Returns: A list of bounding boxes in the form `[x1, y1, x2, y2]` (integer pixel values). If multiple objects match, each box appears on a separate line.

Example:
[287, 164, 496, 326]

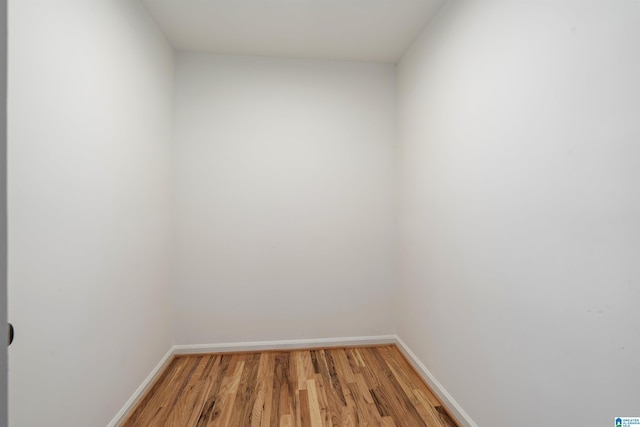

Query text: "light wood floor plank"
[120, 346, 461, 427]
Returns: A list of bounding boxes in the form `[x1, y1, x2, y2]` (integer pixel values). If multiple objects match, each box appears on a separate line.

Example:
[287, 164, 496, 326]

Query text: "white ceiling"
[142, 0, 444, 63]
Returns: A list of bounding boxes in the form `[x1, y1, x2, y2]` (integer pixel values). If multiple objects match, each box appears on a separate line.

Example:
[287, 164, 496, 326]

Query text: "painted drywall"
[8, 1, 174, 426]
[173, 54, 396, 344]
[141, 0, 444, 63]
[396, 1, 640, 425]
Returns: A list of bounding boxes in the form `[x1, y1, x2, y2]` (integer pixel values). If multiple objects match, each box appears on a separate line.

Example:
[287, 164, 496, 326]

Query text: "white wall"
[173, 54, 396, 344]
[397, 1, 640, 426]
[8, 1, 174, 426]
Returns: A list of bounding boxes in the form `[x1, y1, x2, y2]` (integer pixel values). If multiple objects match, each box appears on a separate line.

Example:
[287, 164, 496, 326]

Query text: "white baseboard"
[172, 335, 397, 355]
[106, 347, 174, 427]
[394, 336, 478, 427]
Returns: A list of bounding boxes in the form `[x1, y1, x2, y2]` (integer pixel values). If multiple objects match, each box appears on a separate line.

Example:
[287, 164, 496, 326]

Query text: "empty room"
[3, 0, 639, 426]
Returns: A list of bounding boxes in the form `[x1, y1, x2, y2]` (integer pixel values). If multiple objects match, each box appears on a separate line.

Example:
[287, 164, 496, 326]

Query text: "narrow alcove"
[6, 1, 639, 426]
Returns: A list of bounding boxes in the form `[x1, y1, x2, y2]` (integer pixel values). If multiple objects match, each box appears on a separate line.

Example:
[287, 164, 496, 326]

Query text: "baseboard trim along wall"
[172, 335, 397, 355]
[106, 347, 175, 427]
[108, 335, 477, 427]
[394, 336, 479, 427]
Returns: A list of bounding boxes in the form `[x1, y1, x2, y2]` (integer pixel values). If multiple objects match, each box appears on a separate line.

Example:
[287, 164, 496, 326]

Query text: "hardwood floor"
[121, 345, 460, 427]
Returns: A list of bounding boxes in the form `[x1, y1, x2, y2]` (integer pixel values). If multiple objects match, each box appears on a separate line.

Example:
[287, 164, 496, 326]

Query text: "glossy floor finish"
[121, 345, 460, 427]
